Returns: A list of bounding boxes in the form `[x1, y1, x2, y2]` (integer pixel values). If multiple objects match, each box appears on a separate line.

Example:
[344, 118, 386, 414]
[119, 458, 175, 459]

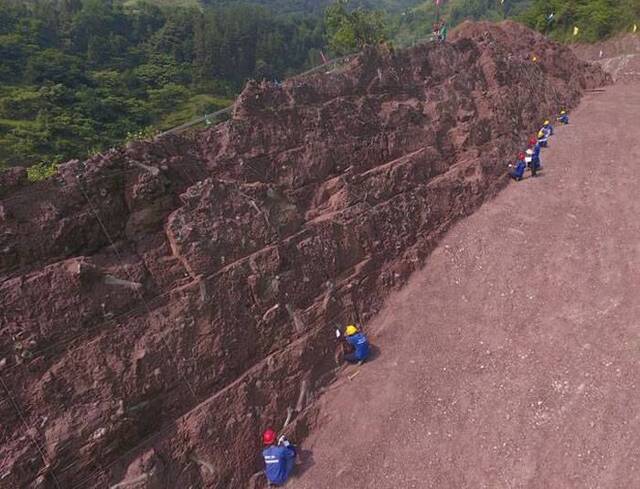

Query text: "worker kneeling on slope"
[557, 110, 569, 124]
[509, 152, 527, 181]
[341, 324, 370, 363]
[262, 428, 297, 486]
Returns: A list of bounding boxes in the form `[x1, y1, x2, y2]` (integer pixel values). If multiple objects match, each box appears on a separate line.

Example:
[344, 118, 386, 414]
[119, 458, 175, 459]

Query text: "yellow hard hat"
[544, 120, 550, 125]
[345, 325, 358, 336]
[560, 110, 566, 114]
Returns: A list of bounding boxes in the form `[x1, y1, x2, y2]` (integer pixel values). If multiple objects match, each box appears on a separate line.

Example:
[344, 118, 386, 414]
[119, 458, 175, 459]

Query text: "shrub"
[27, 160, 59, 182]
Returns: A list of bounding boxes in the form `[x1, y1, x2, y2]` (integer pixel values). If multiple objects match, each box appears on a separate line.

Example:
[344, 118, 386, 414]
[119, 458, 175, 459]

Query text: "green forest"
[0, 0, 326, 169]
[0, 0, 637, 172]
[521, 0, 640, 41]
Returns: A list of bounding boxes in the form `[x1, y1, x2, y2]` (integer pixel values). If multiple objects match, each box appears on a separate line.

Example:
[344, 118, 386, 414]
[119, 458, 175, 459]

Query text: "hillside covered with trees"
[1, 0, 637, 172]
[0, 0, 325, 168]
[521, 0, 639, 42]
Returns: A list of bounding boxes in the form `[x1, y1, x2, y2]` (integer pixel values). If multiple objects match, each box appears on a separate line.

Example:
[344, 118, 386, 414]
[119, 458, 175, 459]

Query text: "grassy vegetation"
[26, 160, 59, 182]
[520, 0, 640, 42]
[123, 0, 202, 7]
[0, 0, 324, 169]
[1, 0, 634, 177]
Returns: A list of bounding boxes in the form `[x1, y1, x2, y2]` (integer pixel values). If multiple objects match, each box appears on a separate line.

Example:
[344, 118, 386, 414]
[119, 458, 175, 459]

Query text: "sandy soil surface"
[292, 82, 640, 489]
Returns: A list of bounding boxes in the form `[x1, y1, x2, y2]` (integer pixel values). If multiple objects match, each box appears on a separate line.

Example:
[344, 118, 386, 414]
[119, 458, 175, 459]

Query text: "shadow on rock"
[366, 344, 382, 363]
[294, 448, 315, 479]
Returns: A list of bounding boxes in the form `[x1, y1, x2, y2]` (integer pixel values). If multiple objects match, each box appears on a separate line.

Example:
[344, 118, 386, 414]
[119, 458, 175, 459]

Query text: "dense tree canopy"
[1, 0, 637, 171]
[0, 0, 324, 168]
[325, 0, 387, 54]
[520, 0, 639, 42]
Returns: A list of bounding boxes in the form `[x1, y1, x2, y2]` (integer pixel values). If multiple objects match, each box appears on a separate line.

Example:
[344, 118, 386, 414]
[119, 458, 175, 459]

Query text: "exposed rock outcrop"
[0, 21, 608, 489]
[572, 33, 640, 83]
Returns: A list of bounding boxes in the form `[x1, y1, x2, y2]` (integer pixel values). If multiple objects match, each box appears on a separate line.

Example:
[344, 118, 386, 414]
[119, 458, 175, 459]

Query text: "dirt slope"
[293, 82, 640, 488]
[0, 21, 608, 489]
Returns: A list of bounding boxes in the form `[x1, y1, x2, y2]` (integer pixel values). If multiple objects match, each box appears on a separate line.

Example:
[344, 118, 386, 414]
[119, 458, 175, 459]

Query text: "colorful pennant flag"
[634, 24, 638, 33]
[573, 26, 579, 36]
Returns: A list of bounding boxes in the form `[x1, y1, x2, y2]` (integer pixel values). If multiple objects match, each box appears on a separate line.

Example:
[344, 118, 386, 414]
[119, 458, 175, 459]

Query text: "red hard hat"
[263, 428, 277, 445]
[529, 136, 537, 147]
[518, 152, 525, 160]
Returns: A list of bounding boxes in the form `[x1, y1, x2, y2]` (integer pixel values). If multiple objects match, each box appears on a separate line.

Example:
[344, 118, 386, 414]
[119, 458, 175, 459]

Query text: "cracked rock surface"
[0, 21, 608, 489]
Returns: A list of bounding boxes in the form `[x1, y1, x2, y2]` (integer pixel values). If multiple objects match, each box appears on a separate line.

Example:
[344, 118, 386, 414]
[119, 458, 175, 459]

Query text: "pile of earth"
[572, 33, 640, 82]
[0, 20, 608, 489]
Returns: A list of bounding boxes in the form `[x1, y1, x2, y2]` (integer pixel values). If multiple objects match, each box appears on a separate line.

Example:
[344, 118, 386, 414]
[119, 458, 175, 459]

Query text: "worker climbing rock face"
[432, 20, 447, 43]
[262, 428, 297, 486]
[438, 22, 448, 42]
[542, 119, 554, 136]
[509, 152, 527, 181]
[343, 324, 370, 363]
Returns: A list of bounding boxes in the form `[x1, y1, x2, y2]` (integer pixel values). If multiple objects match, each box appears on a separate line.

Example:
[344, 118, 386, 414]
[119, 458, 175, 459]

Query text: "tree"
[325, 0, 387, 56]
[0, 0, 327, 169]
[520, 0, 632, 42]
[24, 49, 85, 86]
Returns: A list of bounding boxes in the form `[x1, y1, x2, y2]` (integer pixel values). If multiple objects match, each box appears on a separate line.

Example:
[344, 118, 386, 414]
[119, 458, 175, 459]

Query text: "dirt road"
[293, 82, 640, 488]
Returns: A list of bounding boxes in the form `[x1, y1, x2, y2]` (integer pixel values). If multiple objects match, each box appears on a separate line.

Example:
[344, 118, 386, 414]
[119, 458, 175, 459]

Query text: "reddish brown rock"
[0, 166, 27, 198]
[0, 21, 608, 489]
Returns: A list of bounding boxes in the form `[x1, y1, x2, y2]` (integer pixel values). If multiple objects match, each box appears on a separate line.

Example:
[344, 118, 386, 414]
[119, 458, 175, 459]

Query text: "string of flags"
[570, 22, 636, 36]
[546, 15, 637, 36]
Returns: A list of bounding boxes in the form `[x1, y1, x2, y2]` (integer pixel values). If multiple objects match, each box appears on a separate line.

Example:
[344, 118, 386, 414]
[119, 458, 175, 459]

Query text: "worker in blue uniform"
[558, 110, 569, 124]
[262, 428, 297, 486]
[526, 139, 542, 177]
[537, 128, 549, 147]
[537, 119, 553, 147]
[343, 324, 370, 363]
[530, 140, 542, 175]
[510, 152, 527, 181]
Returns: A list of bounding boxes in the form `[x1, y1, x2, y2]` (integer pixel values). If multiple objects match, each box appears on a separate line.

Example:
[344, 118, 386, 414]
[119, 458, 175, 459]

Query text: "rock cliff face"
[0, 21, 608, 489]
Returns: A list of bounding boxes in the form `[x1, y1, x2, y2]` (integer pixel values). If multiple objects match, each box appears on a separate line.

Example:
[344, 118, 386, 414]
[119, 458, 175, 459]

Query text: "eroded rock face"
[0, 21, 608, 489]
[572, 33, 640, 83]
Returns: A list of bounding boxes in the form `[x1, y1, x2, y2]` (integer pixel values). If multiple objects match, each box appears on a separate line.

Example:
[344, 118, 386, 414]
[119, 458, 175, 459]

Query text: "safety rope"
[64, 306, 354, 489]
[74, 173, 199, 400]
[1, 33, 469, 488]
[154, 50, 376, 138]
